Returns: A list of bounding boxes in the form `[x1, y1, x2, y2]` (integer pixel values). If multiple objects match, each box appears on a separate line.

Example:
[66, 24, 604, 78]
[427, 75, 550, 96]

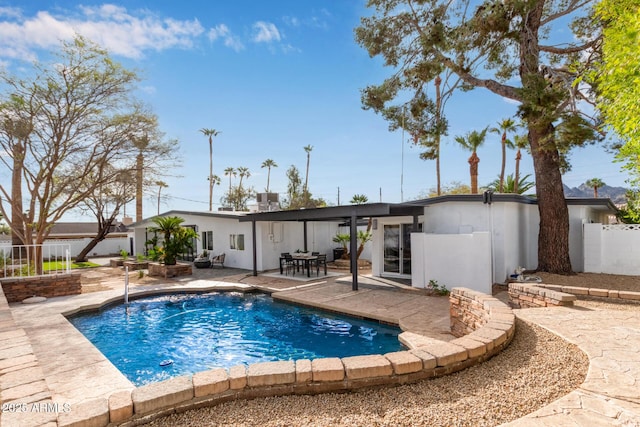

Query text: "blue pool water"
[68, 292, 404, 386]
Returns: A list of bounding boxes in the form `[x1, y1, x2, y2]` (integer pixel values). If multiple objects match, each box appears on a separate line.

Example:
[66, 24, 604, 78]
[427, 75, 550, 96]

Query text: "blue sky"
[0, 1, 626, 220]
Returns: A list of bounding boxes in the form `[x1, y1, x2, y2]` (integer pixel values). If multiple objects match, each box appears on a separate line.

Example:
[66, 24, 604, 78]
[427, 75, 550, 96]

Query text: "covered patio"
[239, 203, 423, 290]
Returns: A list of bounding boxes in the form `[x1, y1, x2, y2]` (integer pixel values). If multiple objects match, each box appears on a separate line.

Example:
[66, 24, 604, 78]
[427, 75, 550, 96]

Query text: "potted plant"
[194, 250, 211, 269]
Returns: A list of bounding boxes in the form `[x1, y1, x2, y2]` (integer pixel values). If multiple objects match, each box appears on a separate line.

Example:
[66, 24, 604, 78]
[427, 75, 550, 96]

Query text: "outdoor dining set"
[279, 252, 328, 277]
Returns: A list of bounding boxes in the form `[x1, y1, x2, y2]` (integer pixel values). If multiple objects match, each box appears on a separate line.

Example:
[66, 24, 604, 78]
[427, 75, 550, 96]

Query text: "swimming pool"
[68, 292, 404, 386]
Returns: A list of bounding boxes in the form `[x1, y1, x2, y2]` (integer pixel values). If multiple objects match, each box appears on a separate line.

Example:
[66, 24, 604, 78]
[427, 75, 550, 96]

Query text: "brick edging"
[53, 287, 515, 426]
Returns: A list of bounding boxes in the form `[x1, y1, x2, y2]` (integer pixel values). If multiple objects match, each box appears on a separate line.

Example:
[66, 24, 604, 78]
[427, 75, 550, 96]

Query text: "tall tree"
[200, 128, 221, 211]
[224, 167, 236, 194]
[303, 145, 313, 196]
[585, 178, 606, 198]
[0, 36, 147, 253]
[512, 134, 529, 194]
[156, 181, 168, 215]
[356, 0, 602, 274]
[73, 111, 179, 262]
[490, 118, 518, 193]
[455, 128, 488, 194]
[595, 0, 640, 178]
[0, 113, 31, 254]
[261, 159, 278, 192]
[237, 166, 250, 190]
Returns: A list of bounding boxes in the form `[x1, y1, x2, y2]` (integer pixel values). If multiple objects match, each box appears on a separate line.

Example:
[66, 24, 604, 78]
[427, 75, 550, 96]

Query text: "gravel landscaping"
[145, 317, 589, 427]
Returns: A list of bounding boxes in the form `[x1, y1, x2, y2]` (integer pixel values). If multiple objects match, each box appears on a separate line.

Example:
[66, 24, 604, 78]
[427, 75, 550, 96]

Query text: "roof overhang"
[238, 203, 424, 223]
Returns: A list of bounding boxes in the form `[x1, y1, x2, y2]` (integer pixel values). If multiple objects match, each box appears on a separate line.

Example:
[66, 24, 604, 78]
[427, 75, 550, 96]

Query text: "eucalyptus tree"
[0, 36, 171, 251]
[490, 118, 518, 192]
[261, 159, 278, 192]
[585, 178, 606, 198]
[200, 128, 221, 211]
[455, 128, 488, 194]
[356, 0, 602, 273]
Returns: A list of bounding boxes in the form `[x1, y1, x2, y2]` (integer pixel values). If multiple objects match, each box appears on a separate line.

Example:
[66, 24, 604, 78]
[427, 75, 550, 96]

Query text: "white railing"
[0, 244, 71, 279]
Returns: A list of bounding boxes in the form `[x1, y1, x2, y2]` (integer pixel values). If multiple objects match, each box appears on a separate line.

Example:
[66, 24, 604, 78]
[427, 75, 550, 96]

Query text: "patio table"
[279, 254, 318, 277]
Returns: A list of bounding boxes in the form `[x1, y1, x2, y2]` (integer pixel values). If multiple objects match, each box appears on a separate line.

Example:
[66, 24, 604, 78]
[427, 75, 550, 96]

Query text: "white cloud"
[282, 16, 299, 27]
[208, 24, 244, 52]
[0, 5, 204, 61]
[252, 21, 281, 43]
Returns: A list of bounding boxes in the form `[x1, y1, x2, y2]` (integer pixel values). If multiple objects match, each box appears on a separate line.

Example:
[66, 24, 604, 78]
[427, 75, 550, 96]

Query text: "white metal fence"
[0, 244, 71, 279]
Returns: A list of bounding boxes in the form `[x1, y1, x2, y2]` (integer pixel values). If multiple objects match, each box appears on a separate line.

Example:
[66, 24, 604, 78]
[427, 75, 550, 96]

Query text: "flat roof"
[238, 203, 424, 222]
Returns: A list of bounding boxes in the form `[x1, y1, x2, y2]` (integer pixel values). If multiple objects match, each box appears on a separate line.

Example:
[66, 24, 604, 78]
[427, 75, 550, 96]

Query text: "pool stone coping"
[50, 286, 515, 427]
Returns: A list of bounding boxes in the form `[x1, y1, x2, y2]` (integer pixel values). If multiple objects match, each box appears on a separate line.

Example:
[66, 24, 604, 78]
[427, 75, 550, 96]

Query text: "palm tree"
[350, 194, 372, 259]
[303, 145, 313, 194]
[586, 178, 606, 198]
[490, 118, 517, 193]
[200, 128, 221, 211]
[224, 167, 236, 193]
[455, 128, 488, 194]
[237, 166, 250, 190]
[261, 159, 278, 192]
[155, 181, 168, 215]
[512, 134, 529, 194]
[487, 174, 535, 194]
[149, 216, 184, 265]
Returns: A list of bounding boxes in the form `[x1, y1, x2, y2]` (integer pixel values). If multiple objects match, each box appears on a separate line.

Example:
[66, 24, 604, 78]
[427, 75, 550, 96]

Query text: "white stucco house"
[129, 194, 617, 295]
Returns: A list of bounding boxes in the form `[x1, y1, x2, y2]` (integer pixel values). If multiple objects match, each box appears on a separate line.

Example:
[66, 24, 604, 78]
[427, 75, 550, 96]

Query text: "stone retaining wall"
[0, 273, 82, 303]
[535, 283, 640, 302]
[55, 287, 516, 427]
[508, 282, 577, 308]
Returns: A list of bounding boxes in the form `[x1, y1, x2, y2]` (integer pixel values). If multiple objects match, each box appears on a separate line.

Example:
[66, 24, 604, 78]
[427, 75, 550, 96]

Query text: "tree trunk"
[76, 212, 118, 262]
[11, 140, 25, 258]
[356, 218, 372, 259]
[208, 139, 213, 211]
[529, 127, 573, 274]
[136, 153, 143, 222]
[514, 149, 521, 194]
[468, 152, 479, 194]
[435, 76, 442, 196]
[499, 133, 507, 192]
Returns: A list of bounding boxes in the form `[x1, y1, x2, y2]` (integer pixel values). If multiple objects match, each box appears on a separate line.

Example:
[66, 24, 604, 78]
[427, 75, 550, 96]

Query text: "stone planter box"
[110, 259, 126, 267]
[123, 261, 149, 270]
[148, 262, 192, 278]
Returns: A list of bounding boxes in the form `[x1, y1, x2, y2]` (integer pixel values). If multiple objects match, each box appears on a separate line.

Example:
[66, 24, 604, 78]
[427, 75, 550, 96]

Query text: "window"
[202, 231, 213, 250]
[230, 234, 245, 251]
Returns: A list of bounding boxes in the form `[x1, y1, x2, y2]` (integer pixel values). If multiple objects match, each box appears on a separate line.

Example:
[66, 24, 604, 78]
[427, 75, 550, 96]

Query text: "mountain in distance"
[563, 183, 628, 205]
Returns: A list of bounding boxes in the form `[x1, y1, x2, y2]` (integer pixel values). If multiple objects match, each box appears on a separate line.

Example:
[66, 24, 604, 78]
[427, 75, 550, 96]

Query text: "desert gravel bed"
[145, 318, 588, 427]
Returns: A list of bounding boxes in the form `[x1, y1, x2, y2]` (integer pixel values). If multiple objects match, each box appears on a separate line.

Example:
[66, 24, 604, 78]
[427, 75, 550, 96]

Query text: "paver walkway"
[505, 305, 640, 426]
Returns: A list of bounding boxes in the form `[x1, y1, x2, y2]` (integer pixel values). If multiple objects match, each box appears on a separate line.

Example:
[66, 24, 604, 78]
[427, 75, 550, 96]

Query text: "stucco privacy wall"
[0, 237, 128, 258]
[584, 223, 640, 275]
[411, 232, 492, 294]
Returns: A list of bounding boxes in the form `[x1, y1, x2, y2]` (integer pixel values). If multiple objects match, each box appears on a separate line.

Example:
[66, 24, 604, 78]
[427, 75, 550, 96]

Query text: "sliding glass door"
[383, 224, 412, 276]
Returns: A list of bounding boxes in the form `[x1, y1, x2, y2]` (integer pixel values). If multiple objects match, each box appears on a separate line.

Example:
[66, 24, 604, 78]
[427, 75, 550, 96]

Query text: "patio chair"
[282, 253, 296, 276]
[313, 254, 327, 276]
[210, 253, 225, 268]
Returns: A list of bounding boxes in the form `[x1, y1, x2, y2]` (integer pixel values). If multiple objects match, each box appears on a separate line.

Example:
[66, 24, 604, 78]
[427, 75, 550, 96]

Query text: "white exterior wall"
[131, 213, 340, 272]
[584, 223, 640, 275]
[411, 232, 492, 294]
[258, 221, 340, 271]
[0, 236, 128, 258]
